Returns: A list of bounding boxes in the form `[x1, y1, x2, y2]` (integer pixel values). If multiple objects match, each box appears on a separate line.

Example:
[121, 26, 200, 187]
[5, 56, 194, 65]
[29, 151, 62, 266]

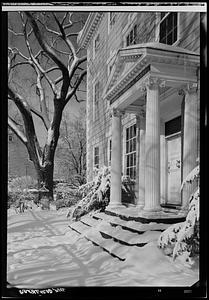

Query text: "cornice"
[105, 43, 200, 104]
[77, 12, 104, 49]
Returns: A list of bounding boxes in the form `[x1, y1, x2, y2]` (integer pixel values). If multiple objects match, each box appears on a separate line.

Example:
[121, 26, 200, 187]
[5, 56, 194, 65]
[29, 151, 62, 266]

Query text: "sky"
[8, 11, 89, 147]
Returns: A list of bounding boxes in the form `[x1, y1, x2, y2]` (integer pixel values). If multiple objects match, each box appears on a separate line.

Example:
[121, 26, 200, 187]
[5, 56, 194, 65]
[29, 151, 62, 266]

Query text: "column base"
[143, 206, 162, 212]
[135, 204, 145, 211]
[106, 203, 125, 210]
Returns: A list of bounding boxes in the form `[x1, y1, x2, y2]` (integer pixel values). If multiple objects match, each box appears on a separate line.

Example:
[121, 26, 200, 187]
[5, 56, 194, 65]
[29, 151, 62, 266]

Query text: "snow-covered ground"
[7, 208, 199, 288]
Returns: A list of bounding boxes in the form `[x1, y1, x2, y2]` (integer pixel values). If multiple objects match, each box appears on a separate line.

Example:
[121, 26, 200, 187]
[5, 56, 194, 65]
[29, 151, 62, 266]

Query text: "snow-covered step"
[69, 221, 91, 234]
[94, 212, 170, 232]
[81, 215, 160, 246]
[68, 221, 127, 261]
[83, 230, 126, 261]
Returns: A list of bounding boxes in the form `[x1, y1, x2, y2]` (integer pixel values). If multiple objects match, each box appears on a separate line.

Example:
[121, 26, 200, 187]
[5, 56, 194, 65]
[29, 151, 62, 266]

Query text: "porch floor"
[105, 205, 186, 224]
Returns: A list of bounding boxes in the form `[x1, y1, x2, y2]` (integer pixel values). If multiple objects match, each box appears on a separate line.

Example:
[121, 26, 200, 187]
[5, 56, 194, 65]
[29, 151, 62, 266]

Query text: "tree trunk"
[36, 162, 54, 202]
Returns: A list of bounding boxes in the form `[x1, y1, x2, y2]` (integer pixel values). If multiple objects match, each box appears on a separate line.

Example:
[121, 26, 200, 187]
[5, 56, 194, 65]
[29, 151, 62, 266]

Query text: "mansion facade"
[78, 11, 200, 216]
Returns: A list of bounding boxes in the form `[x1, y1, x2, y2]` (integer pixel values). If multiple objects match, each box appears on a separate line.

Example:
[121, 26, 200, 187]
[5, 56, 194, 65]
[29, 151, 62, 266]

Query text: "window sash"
[94, 82, 100, 120]
[159, 12, 177, 45]
[125, 124, 137, 179]
[126, 24, 137, 46]
[94, 147, 99, 168]
[110, 12, 116, 26]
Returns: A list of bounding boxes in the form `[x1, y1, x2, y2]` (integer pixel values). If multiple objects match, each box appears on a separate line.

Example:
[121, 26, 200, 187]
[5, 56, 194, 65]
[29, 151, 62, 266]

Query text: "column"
[136, 111, 146, 208]
[108, 108, 123, 208]
[160, 120, 167, 205]
[144, 78, 161, 211]
[182, 83, 199, 210]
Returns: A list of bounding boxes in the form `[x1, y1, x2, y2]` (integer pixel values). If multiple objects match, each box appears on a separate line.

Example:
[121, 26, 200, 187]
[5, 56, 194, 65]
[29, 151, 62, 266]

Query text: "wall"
[86, 12, 200, 181]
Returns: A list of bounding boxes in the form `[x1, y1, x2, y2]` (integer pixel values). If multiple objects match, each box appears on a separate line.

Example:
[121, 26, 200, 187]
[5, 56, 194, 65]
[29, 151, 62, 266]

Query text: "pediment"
[106, 49, 144, 94]
[104, 43, 199, 102]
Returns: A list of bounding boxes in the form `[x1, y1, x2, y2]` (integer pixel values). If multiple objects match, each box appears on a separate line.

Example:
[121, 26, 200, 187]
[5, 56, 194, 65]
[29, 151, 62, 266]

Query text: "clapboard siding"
[86, 12, 200, 181]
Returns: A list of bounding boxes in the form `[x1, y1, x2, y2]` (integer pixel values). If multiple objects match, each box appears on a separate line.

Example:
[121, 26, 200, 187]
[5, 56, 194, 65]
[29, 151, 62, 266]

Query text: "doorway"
[166, 133, 182, 206]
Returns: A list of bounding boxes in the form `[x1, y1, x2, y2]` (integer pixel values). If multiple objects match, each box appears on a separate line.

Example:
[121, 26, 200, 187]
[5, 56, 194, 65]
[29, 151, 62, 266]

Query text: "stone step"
[80, 215, 160, 246]
[68, 221, 127, 260]
[94, 212, 170, 232]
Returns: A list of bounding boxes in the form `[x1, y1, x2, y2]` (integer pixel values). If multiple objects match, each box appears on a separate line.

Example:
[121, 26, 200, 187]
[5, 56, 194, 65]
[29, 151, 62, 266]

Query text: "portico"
[105, 43, 199, 217]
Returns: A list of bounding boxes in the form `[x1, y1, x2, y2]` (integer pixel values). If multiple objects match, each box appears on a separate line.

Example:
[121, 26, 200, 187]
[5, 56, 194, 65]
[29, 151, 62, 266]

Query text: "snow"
[7, 209, 199, 288]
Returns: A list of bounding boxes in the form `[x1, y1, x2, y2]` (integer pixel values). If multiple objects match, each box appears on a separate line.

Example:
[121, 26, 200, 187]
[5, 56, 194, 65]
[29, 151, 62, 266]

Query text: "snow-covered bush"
[8, 176, 38, 191]
[8, 176, 38, 211]
[54, 183, 82, 210]
[8, 190, 36, 212]
[67, 166, 137, 220]
[67, 166, 111, 220]
[158, 161, 200, 266]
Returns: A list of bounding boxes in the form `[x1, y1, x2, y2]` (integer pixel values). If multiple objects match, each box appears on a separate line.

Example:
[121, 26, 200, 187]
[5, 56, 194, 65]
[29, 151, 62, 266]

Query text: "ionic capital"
[138, 108, 146, 119]
[110, 108, 125, 118]
[178, 82, 198, 96]
[141, 76, 162, 90]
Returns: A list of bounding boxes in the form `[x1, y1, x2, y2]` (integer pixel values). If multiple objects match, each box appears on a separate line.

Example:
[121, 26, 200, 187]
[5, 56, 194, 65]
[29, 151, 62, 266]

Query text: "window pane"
[161, 12, 166, 19]
[160, 22, 166, 41]
[130, 30, 133, 44]
[129, 168, 133, 179]
[131, 139, 134, 152]
[173, 12, 177, 27]
[167, 33, 173, 45]
[126, 155, 129, 168]
[126, 127, 129, 140]
[133, 152, 136, 165]
[126, 36, 129, 46]
[133, 138, 136, 151]
[160, 12, 177, 45]
[133, 167, 136, 179]
[167, 14, 173, 32]
[173, 26, 177, 42]
[127, 168, 130, 176]
[130, 154, 133, 166]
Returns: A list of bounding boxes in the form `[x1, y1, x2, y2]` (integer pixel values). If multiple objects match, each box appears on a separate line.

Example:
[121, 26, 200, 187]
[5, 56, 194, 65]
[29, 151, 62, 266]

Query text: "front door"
[166, 134, 182, 206]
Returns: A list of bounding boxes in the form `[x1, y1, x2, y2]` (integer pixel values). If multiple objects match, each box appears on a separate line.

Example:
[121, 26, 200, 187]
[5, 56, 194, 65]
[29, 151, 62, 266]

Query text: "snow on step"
[69, 221, 91, 234]
[69, 220, 127, 260]
[81, 215, 160, 246]
[95, 212, 170, 232]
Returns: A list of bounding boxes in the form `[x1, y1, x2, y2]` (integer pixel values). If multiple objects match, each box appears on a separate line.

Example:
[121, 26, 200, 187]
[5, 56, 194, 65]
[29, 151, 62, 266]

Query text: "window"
[125, 124, 137, 179]
[108, 61, 114, 77]
[93, 81, 100, 120]
[126, 24, 137, 46]
[165, 116, 181, 137]
[8, 134, 13, 142]
[110, 12, 116, 27]
[94, 34, 100, 56]
[108, 139, 112, 166]
[159, 12, 178, 45]
[94, 146, 99, 169]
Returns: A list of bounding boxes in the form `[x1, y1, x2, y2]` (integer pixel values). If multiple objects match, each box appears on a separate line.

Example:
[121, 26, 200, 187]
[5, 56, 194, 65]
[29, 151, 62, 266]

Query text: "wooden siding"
[86, 12, 200, 181]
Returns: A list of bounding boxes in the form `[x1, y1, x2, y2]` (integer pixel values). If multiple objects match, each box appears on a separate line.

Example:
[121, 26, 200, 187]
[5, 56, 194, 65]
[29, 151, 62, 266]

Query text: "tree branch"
[30, 105, 50, 130]
[8, 86, 42, 164]
[25, 12, 68, 74]
[8, 117, 27, 144]
[66, 70, 86, 103]
[8, 28, 24, 36]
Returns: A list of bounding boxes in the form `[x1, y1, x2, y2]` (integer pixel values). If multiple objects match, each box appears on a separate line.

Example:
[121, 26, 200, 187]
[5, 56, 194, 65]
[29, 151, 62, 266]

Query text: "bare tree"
[57, 107, 86, 186]
[8, 12, 87, 202]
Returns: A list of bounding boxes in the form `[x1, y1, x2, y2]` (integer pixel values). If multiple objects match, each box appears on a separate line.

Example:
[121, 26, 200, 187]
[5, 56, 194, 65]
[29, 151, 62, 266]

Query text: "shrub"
[67, 166, 136, 221]
[8, 176, 38, 212]
[158, 160, 200, 266]
[54, 183, 81, 210]
[8, 190, 36, 212]
[8, 176, 38, 191]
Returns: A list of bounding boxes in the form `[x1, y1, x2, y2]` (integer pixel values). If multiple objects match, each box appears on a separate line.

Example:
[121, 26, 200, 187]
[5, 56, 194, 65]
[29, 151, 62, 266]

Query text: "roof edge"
[77, 12, 103, 49]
